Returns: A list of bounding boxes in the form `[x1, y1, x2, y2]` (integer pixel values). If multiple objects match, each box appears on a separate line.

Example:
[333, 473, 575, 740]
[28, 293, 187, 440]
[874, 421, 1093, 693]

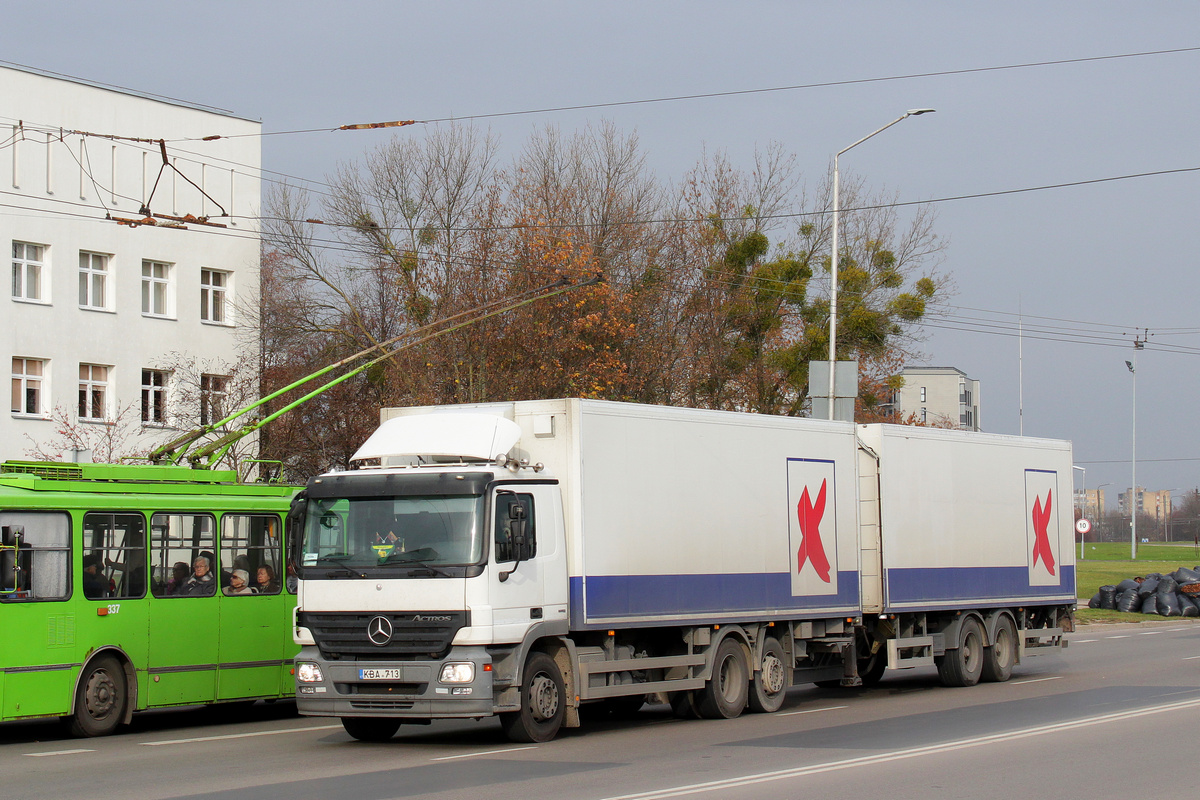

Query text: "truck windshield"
[300, 494, 483, 576]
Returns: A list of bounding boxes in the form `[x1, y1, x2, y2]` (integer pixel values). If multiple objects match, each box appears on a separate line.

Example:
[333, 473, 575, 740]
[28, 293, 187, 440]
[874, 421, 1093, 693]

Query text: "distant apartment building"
[1119, 487, 1172, 521]
[3, 64, 262, 462]
[889, 366, 981, 431]
[1078, 487, 1107, 519]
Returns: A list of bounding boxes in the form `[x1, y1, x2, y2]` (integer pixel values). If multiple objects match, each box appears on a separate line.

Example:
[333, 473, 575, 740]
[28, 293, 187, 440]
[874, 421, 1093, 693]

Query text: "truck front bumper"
[294, 645, 495, 719]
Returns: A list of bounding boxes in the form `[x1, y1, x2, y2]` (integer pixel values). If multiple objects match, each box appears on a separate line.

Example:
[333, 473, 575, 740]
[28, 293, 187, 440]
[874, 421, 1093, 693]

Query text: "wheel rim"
[760, 652, 786, 695]
[528, 672, 559, 722]
[83, 667, 118, 721]
[994, 625, 1013, 667]
[962, 627, 983, 672]
[717, 653, 744, 702]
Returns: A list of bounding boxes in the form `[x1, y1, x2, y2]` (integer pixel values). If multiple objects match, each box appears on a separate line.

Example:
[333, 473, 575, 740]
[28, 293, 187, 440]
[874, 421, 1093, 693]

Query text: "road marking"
[1184, 655, 1200, 660]
[431, 745, 537, 761]
[1012, 676, 1061, 685]
[779, 706, 847, 717]
[24, 749, 95, 757]
[601, 696, 1200, 800]
[1138, 631, 1163, 635]
[1072, 639, 1098, 643]
[142, 724, 341, 746]
[1107, 635, 1131, 639]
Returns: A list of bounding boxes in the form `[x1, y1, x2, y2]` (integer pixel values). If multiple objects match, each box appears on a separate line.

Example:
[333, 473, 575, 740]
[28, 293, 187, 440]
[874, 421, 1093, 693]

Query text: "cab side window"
[494, 493, 535, 563]
[149, 513, 217, 598]
[0, 512, 70, 601]
[82, 513, 146, 599]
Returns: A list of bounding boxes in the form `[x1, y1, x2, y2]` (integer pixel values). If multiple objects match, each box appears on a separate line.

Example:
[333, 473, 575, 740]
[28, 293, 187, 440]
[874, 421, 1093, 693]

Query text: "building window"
[919, 387, 927, 402]
[141, 369, 168, 425]
[200, 269, 229, 323]
[920, 407, 927, 423]
[12, 242, 46, 302]
[200, 374, 227, 426]
[141, 260, 172, 317]
[78, 364, 109, 421]
[11, 357, 45, 416]
[79, 252, 109, 310]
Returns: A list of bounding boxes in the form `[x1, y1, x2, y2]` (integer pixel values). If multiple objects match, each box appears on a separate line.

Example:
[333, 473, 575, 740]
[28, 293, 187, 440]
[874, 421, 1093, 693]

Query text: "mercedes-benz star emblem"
[367, 615, 393, 646]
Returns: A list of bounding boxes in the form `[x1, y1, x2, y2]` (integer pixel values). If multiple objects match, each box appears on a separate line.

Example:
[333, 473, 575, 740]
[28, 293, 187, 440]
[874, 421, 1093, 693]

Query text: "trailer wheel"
[500, 651, 565, 743]
[341, 717, 401, 742]
[981, 615, 1017, 682]
[697, 638, 749, 719]
[68, 655, 127, 737]
[937, 617, 984, 687]
[748, 637, 788, 713]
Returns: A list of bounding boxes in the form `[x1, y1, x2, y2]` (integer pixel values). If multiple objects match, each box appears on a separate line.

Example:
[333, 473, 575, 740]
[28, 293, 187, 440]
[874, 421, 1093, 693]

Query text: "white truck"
[290, 399, 1074, 742]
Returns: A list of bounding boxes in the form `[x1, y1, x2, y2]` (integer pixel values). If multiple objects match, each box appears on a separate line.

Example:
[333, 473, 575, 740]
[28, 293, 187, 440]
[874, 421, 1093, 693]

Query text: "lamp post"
[1126, 341, 1143, 559]
[1073, 466, 1085, 560]
[827, 108, 936, 419]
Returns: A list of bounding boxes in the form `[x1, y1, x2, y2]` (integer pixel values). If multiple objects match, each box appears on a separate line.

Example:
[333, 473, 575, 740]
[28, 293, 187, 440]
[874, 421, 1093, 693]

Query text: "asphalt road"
[4, 620, 1197, 800]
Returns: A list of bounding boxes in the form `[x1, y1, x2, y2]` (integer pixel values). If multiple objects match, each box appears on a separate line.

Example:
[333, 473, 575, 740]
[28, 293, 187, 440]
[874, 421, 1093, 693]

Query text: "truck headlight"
[296, 662, 324, 683]
[439, 662, 475, 683]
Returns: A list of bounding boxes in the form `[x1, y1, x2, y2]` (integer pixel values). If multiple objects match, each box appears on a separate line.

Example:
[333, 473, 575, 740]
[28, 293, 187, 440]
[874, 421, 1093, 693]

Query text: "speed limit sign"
[1075, 518, 1092, 535]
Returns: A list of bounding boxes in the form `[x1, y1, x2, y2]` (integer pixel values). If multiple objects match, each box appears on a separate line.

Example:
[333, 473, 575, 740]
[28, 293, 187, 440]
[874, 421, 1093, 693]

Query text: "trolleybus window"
[149, 513, 216, 597]
[82, 513, 146, 599]
[0, 512, 70, 601]
[221, 514, 282, 596]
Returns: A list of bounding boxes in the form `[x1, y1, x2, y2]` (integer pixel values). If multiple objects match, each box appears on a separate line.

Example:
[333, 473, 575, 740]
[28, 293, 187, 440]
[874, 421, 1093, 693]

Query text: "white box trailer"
[291, 399, 1074, 743]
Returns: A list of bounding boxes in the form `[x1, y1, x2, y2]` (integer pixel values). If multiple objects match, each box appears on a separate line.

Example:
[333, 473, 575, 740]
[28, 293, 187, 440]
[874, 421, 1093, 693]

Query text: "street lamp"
[1073, 466, 1085, 560]
[827, 108, 936, 420]
[1126, 341, 1143, 559]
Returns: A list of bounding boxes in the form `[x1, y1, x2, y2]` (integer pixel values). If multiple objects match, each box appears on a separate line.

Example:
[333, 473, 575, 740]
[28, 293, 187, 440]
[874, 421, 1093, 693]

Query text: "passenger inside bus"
[224, 569, 255, 595]
[164, 561, 190, 595]
[181, 555, 217, 596]
[82, 553, 108, 599]
[256, 565, 280, 594]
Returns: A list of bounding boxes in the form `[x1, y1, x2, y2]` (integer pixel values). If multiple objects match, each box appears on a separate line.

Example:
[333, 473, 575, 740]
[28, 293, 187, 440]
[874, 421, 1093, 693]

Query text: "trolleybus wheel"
[68, 655, 126, 737]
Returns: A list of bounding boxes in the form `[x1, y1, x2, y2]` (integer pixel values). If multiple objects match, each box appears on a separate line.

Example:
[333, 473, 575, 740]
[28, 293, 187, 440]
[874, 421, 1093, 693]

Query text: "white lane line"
[1184, 655, 1200, 660]
[1138, 631, 1163, 635]
[601, 696, 1200, 800]
[779, 706, 847, 717]
[1107, 635, 1132, 639]
[1012, 676, 1062, 685]
[431, 745, 537, 761]
[1072, 639, 1098, 643]
[24, 749, 95, 757]
[142, 724, 341, 746]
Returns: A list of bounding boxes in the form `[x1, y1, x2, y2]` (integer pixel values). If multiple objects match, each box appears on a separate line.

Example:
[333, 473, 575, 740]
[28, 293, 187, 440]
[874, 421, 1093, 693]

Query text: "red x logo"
[796, 479, 831, 583]
[1031, 490, 1056, 576]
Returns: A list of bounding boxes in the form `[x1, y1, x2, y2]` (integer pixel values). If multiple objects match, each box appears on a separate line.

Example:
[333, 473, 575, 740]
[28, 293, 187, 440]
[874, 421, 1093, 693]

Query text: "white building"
[890, 366, 981, 431]
[3, 64, 262, 463]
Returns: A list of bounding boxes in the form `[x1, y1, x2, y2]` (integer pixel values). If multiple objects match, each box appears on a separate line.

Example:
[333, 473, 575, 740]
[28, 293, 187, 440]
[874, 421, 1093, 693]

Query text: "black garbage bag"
[1099, 585, 1118, 609]
[1116, 589, 1141, 613]
[1171, 567, 1200, 584]
[1178, 593, 1199, 617]
[1116, 578, 1141, 593]
[1140, 595, 1159, 614]
[1157, 576, 1178, 595]
[1138, 577, 1160, 597]
[1157, 591, 1181, 617]
[1088, 593, 1101, 608]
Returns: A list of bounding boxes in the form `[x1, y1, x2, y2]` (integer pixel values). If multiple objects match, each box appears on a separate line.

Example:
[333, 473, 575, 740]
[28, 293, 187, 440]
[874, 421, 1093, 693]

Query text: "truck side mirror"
[285, 492, 307, 572]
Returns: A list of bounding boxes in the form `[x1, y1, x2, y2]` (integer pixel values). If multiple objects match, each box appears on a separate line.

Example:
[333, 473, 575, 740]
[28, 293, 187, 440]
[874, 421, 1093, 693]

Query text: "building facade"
[890, 366, 981, 431]
[4, 65, 261, 463]
[1118, 487, 1172, 521]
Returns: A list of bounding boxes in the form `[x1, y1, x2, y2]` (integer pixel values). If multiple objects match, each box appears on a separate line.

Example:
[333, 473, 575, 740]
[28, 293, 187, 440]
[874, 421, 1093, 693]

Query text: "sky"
[5, 1, 1199, 511]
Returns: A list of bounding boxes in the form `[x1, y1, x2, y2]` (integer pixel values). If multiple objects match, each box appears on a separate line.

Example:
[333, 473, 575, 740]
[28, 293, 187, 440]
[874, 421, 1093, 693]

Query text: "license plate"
[359, 668, 401, 680]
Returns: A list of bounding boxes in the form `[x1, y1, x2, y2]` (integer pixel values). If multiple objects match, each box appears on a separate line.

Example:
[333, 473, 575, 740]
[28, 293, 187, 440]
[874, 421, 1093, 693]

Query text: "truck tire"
[669, 690, 701, 719]
[981, 616, 1017, 682]
[68, 655, 127, 737]
[748, 637, 788, 713]
[937, 617, 984, 687]
[341, 717, 401, 742]
[697, 638, 749, 719]
[858, 647, 887, 688]
[499, 651, 565, 743]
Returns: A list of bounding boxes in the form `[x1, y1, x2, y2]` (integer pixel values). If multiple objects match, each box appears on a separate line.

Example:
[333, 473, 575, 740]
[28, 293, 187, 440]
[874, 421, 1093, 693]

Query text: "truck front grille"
[299, 611, 468, 659]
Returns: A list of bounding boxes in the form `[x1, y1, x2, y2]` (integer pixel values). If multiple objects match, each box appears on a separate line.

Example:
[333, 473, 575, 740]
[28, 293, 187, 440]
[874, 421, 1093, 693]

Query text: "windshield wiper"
[379, 551, 453, 577]
[311, 556, 366, 578]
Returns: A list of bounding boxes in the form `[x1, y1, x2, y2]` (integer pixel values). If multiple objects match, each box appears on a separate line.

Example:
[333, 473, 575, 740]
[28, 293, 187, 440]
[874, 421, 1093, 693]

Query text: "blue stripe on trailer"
[570, 571, 860, 628]
[884, 565, 1076, 608]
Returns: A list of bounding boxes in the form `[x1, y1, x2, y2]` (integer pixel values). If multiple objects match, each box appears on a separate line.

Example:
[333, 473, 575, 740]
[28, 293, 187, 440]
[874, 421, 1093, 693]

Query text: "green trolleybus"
[0, 460, 299, 736]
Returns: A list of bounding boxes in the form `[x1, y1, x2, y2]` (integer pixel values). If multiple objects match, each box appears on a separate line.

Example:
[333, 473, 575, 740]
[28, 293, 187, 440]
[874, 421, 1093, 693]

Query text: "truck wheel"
[68, 655, 126, 737]
[748, 637, 788, 713]
[937, 617, 984, 687]
[697, 638, 749, 719]
[669, 690, 701, 719]
[981, 615, 1017, 682]
[500, 652, 565, 743]
[341, 717, 401, 742]
[858, 647, 887, 688]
